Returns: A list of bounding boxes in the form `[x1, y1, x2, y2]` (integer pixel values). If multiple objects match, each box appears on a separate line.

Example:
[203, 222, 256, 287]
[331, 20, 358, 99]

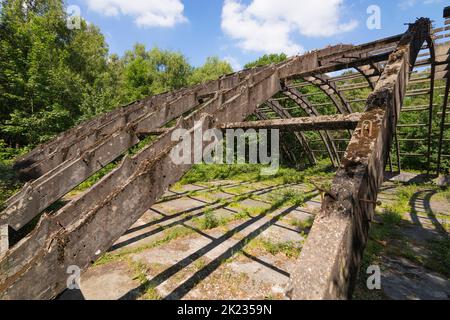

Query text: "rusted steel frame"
[437, 68, 450, 175]
[387, 153, 394, 172]
[425, 36, 436, 174]
[354, 62, 382, 90]
[0, 60, 287, 299]
[220, 113, 362, 131]
[354, 62, 402, 173]
[288, 18, 430, 300]
[254, 110, 297, 164]
[283, 88, 341, 167]
[266, 100, 317, 165]
[301, 75, 352, 114]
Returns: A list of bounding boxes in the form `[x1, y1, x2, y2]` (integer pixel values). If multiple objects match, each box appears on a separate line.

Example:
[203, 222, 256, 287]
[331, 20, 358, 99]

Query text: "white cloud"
[221, 0, 358, 55]
[85, 0, 187, 28]
[223, 55, 242, 71]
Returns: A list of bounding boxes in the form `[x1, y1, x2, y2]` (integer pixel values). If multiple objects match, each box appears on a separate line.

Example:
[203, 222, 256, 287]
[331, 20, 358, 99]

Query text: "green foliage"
[361, 208, 403, 271]
[196, 209, 220, 230]
[120, 45, 192, 101]
[291, 216, 315, 231]
[244, 53, 288, 69]
[0, 0, 234, 151]
[426, 238, 450, 277]
[188, 57, 233, 85]
[1, 0, 448, 182]
[246, 238, 302, 258]
[0, 0, 111, 145]
[73, 162, 118, 192]
[179, 164, 264, 184]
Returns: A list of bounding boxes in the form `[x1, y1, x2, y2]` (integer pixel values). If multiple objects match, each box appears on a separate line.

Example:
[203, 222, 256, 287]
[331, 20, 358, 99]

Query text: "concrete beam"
[13, 36, 401, 181]
[0, 225, 8, 257]
[1, 59, 300, 231]
[220, 113, 362, 131]
[12, 64, 271, 180]
[3, 40, 401, 230]
[0, 59, 284, 299]
[287, 18, 431, 300]
[1, 93, 200, 230]
[14, 92, 198, 180]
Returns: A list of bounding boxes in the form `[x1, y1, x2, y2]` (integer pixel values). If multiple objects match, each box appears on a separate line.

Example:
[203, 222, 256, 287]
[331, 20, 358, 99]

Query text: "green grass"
[290, 216, 315, 231]
[425, 238, 450, 278]
[361, 208, 403, 273]
[196, 210, 220, 230]
[265, 188, 311, 209]
[178, 160, 334, 186]
[128, 260, 162, 300]
[72, 162, 118, 192]
[95, 225, 194, 266]
[246, 238, 303, 259]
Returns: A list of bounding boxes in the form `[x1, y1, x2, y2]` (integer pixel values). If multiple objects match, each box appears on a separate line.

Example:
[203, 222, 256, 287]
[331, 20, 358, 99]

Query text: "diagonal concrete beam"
[12, 63, 278, 180]
[0, 60, 284, 300]
[2, 63, 292, 231]
[287, 18, 431, 300]
[3, 41, 402, 230]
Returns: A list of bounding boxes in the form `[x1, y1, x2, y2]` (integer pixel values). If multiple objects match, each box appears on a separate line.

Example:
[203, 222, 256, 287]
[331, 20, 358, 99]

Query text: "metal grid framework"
[0, 13, 445, 300]
[253, 18, 449, 174]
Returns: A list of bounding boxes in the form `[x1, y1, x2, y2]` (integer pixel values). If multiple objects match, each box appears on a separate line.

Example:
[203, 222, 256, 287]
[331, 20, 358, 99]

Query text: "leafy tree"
[188, 57, 232, 85]
[121, 45, 191, 102]
[244, 53, 287, 69]
[0, 0, 110, 146]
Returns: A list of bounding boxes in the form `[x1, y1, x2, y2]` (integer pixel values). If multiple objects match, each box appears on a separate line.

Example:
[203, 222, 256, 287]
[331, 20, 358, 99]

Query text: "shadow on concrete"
[408, 189, 447, 234]
[118, 191, 317, 300]
[158, 181, 252, 204]
[110, 184, 291, 252]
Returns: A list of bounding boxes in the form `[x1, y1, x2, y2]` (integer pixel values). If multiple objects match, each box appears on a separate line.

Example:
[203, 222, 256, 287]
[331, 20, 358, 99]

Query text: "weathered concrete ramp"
[0, 18, 433, 300]
[287, 18, 431, 299]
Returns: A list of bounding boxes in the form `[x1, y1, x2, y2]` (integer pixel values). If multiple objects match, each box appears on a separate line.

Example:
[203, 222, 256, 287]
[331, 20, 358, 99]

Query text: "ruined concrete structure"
[0, 10, 449, 299]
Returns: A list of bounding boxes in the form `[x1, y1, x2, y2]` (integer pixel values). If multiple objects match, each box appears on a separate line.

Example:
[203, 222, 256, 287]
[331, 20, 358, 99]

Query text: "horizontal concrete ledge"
[139, 113, 363, 135]
[220, 113, 363, 131]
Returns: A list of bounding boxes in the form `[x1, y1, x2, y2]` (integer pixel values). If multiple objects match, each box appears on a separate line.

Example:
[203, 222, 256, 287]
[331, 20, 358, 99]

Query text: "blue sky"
[69, 0, 447, 70]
